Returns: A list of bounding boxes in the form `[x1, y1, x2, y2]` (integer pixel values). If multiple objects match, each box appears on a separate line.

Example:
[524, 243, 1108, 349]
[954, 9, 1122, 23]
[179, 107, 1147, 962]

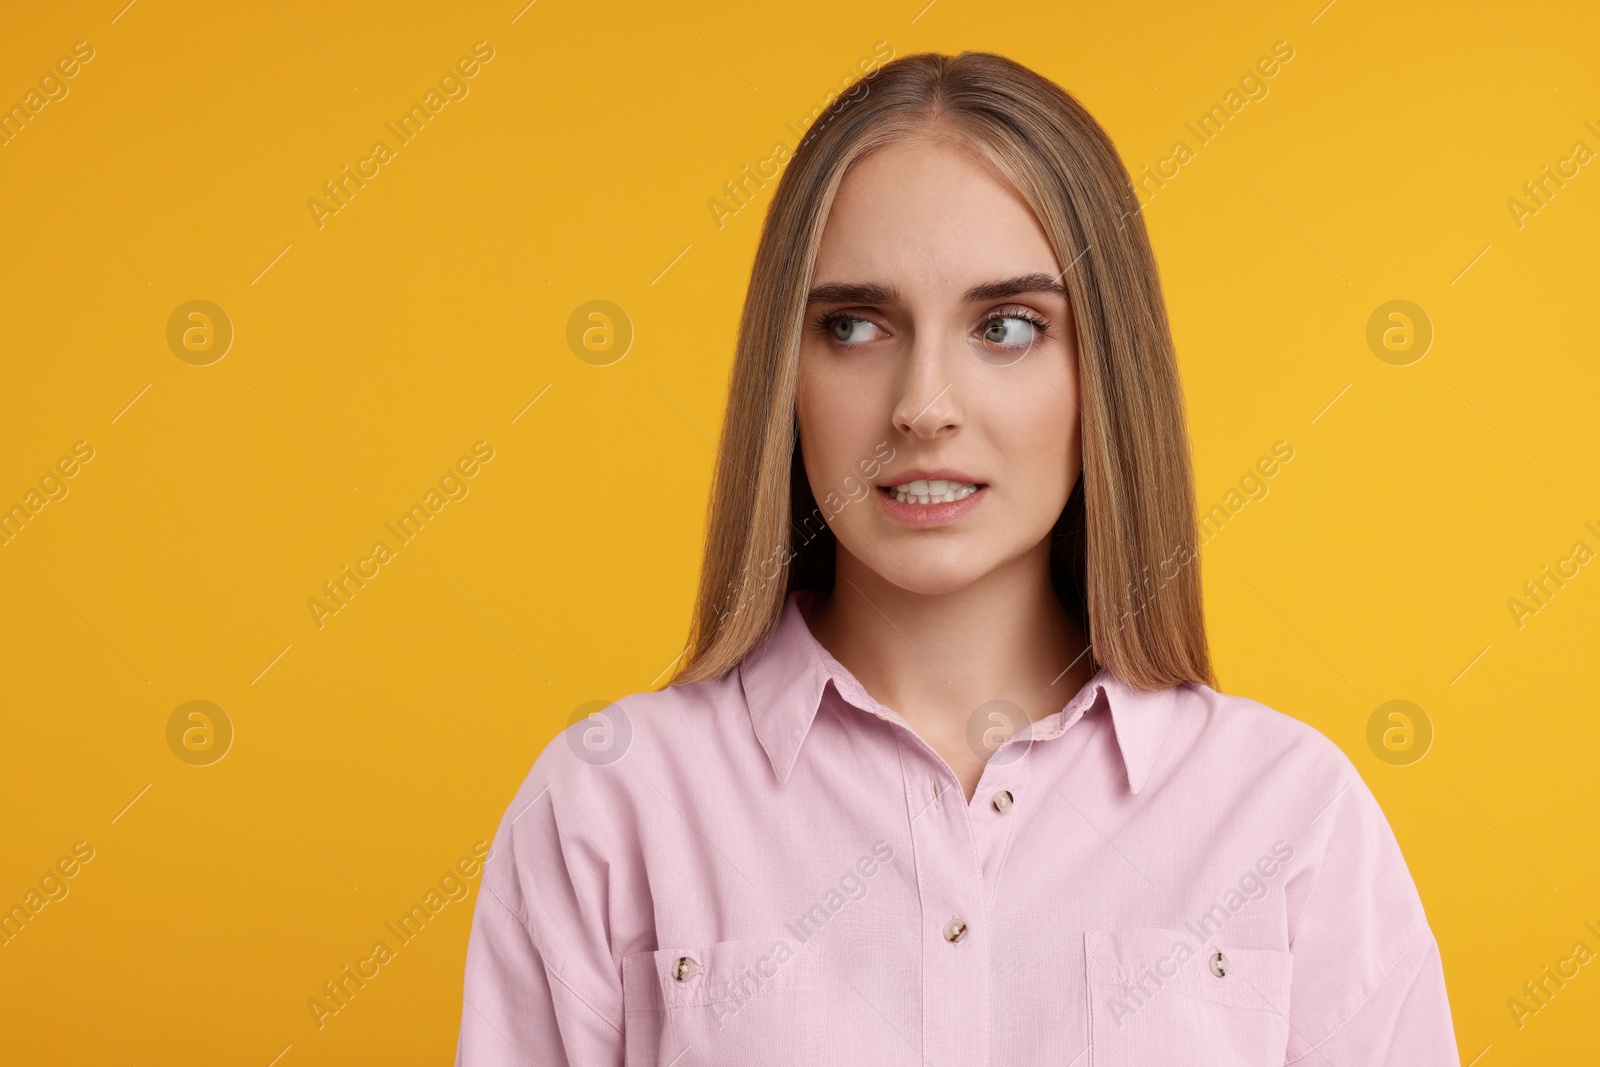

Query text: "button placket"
[970, 738, 1033, 909]
[971, 755, 1022, 816]
[897, 735, 989, 1067]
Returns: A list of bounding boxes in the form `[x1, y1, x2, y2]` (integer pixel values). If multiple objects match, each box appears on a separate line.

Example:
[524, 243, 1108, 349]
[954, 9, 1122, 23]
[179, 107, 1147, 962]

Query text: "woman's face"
[796, 134, 1081, 596]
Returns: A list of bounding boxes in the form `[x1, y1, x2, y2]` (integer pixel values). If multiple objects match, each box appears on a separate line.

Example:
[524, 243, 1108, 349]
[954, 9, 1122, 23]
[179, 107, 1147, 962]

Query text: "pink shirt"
[456, 589, 1458, 1065]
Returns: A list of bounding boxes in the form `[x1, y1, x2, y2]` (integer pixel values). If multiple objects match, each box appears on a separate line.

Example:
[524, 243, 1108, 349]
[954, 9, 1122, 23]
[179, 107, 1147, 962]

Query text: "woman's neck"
[803, 543, 1095, 799]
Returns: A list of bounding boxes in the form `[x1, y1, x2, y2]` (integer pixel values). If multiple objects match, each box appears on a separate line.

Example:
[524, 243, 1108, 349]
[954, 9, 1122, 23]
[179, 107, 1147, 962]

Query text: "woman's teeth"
[887, 479, 979, 505]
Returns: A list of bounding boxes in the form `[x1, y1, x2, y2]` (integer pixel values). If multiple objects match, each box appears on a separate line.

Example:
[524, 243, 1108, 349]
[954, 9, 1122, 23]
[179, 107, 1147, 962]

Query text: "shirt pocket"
[622, 935, 825, 1067]
[1084, 927, 1293, 1067]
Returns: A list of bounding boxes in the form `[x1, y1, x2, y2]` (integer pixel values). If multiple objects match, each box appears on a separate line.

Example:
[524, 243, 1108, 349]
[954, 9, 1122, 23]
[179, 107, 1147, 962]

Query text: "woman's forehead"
[814, 140, 1059, 294]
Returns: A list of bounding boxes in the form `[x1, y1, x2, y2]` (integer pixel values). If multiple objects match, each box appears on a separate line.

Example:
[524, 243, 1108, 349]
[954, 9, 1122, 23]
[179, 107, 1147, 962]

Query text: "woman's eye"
[982, 315, 1040, 347]
[825, 315, 880, 344]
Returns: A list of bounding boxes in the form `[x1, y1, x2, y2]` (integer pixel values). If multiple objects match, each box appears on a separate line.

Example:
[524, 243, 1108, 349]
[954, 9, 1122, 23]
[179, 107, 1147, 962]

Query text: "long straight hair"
[670, 50, 1214, 692]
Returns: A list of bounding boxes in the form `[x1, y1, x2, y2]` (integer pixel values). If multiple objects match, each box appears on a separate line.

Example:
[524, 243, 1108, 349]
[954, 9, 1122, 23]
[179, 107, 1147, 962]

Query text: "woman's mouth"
[874, 476, 989, 526]
[879, 478, 982, 505]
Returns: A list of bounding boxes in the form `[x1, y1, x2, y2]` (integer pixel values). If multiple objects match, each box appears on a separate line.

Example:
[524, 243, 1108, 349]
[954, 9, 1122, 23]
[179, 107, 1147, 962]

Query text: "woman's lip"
[876, 484, 988, 527]
[877, 469, 985, 488]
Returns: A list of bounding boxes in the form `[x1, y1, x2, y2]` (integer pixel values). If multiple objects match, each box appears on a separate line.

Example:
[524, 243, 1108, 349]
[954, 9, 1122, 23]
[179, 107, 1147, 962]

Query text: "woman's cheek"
[801, 388, 888, 493]
[998, 397, 1078, 518]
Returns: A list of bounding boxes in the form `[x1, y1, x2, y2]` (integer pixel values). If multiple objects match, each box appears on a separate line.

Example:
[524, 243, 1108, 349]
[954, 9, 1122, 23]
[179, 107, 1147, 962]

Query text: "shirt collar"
[738, 589, 1177, 794]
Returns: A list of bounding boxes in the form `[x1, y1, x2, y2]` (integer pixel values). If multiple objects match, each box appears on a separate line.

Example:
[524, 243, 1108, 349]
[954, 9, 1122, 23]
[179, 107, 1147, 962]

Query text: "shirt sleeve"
[455, 750, 627, 1067]
[1280, 751, 1459, 1065]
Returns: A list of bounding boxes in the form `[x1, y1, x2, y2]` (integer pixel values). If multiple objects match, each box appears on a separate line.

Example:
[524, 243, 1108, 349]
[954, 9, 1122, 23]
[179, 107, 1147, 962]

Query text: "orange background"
[1, 0, 1596, 1062]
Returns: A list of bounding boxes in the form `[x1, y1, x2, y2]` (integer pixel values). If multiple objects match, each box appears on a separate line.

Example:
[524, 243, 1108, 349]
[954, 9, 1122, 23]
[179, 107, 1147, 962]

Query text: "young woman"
[456, 51, 1458, 1066]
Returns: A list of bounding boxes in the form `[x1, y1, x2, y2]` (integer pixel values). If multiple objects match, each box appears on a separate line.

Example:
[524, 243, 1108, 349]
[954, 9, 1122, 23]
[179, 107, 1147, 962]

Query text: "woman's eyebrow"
[805, 273, 1068, 305]
[962, 272, 1068, 302]
[805, 280, 897, 305]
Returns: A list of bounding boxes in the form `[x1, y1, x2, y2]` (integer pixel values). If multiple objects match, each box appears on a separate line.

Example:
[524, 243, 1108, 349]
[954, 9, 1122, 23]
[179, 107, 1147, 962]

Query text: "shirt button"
[943, 917, 968, 943]
[672, 956, 699, 981]
[1209, 951, 1229, 978]
[992, 790, 1014, 812]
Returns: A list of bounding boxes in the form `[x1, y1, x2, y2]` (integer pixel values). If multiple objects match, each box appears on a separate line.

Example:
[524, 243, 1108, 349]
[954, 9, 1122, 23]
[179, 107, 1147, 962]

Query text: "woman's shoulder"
[1166, 680, 1366, 788]
[562, 667, 754, 765]
[494, 668, 751, 820]
[477, 671, 750, 899]
[1157, 683, 1408, 874]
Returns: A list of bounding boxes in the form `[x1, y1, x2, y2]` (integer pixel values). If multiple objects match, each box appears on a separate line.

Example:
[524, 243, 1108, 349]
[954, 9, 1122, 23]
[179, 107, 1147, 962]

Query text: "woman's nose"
[892, 338, 962, 437]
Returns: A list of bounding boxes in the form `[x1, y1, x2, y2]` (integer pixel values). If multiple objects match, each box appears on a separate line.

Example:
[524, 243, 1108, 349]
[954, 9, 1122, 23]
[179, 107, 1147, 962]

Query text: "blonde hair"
[670, 50, 1214, 692]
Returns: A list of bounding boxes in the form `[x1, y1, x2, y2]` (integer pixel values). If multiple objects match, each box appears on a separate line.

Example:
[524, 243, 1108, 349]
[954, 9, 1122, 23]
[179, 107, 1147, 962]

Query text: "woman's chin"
[859, 554, 997, 598]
